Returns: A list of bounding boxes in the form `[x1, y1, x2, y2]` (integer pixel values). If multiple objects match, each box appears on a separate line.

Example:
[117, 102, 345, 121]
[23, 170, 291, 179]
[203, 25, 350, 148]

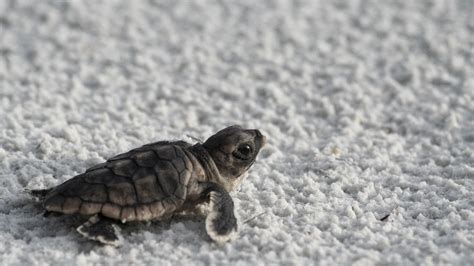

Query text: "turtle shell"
[43, 142, 194, 222]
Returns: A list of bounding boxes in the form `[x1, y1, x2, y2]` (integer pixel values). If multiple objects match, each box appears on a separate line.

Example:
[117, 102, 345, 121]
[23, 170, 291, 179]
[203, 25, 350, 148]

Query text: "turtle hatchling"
[30, 125, 266, 246]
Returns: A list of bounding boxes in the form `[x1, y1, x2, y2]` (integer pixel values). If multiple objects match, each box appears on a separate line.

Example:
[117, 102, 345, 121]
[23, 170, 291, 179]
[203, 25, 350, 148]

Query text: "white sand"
[0, 0, 473, 265]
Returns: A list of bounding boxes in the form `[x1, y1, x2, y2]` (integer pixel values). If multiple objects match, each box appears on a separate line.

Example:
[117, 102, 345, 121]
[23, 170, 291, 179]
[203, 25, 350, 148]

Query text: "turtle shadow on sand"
[119, 212, 208, 245]
[76, 215, 208, 252]
[23, 195, 208, 251]
[0, 195, 79, 243]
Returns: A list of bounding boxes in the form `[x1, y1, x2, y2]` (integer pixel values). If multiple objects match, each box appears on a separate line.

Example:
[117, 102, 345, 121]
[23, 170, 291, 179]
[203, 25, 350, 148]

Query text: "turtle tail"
[26, 188, 52, 199]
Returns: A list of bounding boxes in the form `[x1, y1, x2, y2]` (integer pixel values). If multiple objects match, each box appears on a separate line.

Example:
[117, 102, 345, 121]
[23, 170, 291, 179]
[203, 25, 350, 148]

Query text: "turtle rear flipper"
[77, 215, 123, 246]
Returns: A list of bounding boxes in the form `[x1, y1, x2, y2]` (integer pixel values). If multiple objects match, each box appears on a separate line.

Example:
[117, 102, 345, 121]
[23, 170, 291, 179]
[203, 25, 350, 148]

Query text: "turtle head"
[203, 125, 266, 189]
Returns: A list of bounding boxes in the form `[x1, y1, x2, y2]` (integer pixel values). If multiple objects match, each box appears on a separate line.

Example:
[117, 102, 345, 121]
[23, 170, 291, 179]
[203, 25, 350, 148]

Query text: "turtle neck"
[189, 143, 230, 190]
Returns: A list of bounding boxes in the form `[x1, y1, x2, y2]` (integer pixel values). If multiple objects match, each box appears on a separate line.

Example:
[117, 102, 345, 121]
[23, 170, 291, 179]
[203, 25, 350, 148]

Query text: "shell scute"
[133, 167, 164, 203]
[154, 160, 179, 196]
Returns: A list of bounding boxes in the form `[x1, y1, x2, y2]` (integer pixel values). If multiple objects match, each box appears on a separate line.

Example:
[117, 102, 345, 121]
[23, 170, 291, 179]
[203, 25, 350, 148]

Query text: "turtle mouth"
[231, 158, 255, 180]
[244, 159, 256, 172]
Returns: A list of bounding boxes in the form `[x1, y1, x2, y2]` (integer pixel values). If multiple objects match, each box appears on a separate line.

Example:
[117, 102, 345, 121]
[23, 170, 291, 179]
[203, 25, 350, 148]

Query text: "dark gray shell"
[43, 141, 194, 222]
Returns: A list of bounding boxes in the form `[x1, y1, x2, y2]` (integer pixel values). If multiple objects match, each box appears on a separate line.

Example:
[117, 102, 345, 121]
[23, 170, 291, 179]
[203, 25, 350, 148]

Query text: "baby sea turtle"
[30, 125, 266, 246]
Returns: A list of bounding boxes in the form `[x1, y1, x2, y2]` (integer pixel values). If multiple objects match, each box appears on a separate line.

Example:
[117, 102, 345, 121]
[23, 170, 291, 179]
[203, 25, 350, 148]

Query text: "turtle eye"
[238, 144, 252, 156]
[233, 144, 253, 160]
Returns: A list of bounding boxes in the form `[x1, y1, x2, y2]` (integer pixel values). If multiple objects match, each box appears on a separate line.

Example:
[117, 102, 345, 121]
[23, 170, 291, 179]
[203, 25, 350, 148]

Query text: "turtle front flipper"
[203, 183, 238, 244]
[77, 215, 122, 246]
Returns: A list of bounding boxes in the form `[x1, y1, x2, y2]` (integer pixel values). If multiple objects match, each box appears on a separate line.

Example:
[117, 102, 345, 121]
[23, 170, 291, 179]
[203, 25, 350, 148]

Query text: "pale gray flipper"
[77, 215, 122, 246]
[203, 183, 238, 244]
